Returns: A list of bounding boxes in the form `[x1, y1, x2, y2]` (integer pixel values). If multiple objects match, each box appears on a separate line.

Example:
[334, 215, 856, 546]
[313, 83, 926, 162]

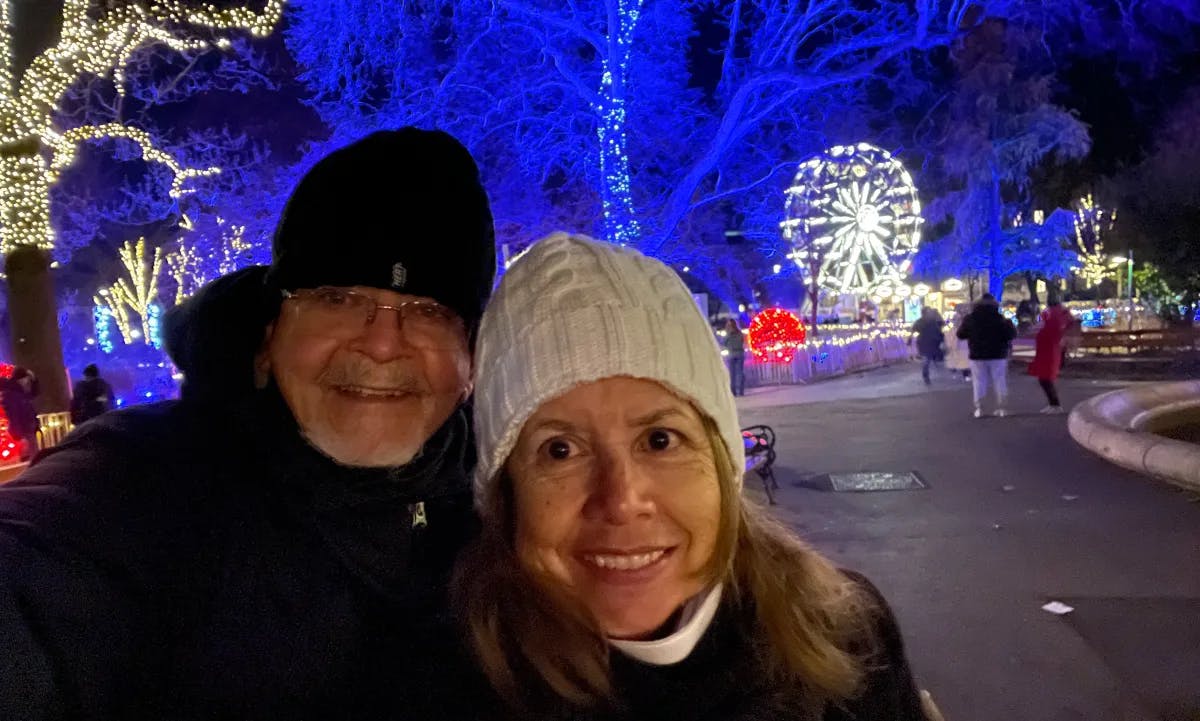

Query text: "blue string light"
[93, 304, 115, 354]
[596, 0, 643, 246]
[147, 303, 163, 349]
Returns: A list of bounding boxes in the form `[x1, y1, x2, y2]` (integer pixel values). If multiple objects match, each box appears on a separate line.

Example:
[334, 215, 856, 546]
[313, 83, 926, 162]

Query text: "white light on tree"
[93, 238, 164, 346]
[782, 142, 923, 295]
[1071, 193, 1117, 287]
[0, 0, 285, 254]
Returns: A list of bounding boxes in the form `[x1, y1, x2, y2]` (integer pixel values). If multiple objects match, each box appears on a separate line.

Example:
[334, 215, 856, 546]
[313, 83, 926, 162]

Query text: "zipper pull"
[410, 501, 428, 529]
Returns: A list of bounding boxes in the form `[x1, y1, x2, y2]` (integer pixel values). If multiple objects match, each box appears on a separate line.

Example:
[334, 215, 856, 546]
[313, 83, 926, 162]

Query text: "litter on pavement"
[1041, 601, 1074, 615]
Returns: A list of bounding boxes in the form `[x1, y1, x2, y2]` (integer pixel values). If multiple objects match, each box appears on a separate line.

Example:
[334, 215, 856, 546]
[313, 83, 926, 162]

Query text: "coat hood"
[164, 265, 280, 403]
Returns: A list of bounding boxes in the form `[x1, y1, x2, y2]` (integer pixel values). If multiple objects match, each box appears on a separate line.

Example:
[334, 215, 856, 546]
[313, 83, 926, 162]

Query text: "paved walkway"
[737, 362, 1200, 721]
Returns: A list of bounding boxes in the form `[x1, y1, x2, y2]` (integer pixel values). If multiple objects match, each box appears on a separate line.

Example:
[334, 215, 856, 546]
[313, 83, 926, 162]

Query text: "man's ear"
[254, 322, 275, 389]
[462, 356, 477, 403]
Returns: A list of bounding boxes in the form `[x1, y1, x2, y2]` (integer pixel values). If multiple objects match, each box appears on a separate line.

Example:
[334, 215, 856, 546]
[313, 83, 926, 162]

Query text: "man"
[69, 363, 115, 425]
[0, 129, 495, 719]
[910, 307, 945, 385]
[956, 293, 1016, 418]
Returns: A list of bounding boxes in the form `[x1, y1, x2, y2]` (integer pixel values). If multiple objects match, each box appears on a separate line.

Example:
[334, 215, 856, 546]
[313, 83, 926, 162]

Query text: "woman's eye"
[542, 438, 575, 461]
[646, 428, 676, 452]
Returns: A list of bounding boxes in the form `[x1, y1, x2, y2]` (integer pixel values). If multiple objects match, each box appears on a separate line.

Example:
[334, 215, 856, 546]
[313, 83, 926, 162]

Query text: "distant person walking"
[722, 318, 746, 397]
[1027, 301, 1072, 414]
[71, 364, 116, 425]
[910, 307, 945, 385]
[957, 294, 1016, 418]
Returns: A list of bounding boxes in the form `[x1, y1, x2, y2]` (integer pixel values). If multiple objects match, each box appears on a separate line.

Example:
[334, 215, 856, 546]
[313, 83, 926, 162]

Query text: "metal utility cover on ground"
[825, 471, 927, 492]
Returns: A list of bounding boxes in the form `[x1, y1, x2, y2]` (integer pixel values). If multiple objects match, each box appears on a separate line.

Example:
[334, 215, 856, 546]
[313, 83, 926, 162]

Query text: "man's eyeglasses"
[281, 287, 466, 350]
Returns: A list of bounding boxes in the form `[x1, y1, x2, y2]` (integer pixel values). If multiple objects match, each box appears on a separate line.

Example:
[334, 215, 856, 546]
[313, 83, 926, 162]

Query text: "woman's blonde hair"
[452, 416, 877, 711]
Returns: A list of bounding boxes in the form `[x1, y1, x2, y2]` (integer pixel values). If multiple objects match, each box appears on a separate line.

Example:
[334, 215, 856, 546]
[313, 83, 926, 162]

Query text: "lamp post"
[1110, 252, 1135, 330]
[1126, 250, 1135, 331]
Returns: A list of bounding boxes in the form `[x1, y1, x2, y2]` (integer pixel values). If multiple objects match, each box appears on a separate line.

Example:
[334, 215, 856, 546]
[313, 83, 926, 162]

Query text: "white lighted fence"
[745, 327, 913, 387]
[35, 412, 74, 451]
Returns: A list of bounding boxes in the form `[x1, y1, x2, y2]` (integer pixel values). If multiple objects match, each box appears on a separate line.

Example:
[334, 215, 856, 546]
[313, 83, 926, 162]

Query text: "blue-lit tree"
[284, 0, 696, 248]
[286, 1, 989, 273]
[916, 18, 1090, 296]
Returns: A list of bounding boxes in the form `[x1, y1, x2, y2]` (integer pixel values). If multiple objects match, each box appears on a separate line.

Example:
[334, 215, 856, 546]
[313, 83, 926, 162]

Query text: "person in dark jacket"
[456, 234, 936, 721]
[69, 363, 115, 424]
[1, 366, 39, 460]
[956, 293, 1016, 418]
[0, 129, 495, 721]
[910, 307, 945, 385]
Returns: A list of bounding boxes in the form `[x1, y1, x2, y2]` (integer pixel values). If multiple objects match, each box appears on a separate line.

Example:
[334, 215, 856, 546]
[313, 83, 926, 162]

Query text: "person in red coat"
[1028, 300, 1073, 413]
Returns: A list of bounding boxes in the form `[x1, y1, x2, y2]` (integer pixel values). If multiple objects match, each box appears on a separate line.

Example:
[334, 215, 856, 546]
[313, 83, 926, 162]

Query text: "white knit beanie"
[473, 233, 745, 514]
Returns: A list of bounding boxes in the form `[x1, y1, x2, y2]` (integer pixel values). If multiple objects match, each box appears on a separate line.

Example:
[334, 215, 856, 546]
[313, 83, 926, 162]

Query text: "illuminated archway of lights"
[782, 142, 923, 295]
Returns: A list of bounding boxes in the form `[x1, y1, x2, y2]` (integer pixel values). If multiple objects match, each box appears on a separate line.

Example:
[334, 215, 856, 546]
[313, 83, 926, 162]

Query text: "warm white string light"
[0, 0, 285, 254]
[94, 238, 163, 344]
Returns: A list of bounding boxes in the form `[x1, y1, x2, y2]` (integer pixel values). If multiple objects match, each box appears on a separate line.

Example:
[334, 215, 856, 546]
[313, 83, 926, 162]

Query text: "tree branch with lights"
[0, 0, 284, 411]
[0, 0, 284, 254]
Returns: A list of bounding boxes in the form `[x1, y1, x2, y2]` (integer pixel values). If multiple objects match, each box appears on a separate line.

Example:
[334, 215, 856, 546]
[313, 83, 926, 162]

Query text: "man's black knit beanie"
[265, 128, 496, 335]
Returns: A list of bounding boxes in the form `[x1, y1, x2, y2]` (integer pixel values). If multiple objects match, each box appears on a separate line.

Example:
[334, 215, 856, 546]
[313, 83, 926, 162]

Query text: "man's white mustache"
[318, 359, 426, 393]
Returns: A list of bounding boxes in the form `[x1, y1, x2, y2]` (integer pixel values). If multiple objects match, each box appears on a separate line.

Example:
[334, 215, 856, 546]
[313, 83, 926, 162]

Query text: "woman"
[910, 307, 945, 385]
[1, 366, 39, 460]
[944, 304, 972, 382]
[456, 233, 933, 720]
[1027, 300, 1073, 414]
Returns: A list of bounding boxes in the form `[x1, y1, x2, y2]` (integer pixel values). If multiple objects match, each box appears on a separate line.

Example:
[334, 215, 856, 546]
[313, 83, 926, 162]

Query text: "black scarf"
[232, 386, 476, 606]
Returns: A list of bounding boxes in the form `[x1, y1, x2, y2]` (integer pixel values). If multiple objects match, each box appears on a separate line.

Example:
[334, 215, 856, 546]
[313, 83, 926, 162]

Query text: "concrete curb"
[1068, 381, 1200, 492]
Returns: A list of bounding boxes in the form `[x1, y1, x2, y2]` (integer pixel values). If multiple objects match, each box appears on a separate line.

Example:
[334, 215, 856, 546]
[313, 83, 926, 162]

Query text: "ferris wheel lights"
[784, 142, 922, 296]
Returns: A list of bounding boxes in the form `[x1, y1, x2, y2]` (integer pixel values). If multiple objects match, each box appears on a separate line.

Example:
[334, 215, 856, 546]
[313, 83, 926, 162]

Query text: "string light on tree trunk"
[595, 0, 643, 246]
[1071, 193, 1117, 287]
[93, 238, 165, 347]
[0, 0, 286, 254]
[93, 304, 115, 353]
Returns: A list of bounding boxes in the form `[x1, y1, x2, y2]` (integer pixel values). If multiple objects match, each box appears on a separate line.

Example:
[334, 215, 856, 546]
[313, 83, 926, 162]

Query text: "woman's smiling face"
[505, 377, 721, 639]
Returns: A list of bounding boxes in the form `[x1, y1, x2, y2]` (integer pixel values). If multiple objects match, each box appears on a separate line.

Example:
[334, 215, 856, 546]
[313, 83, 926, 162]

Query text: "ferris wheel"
[782, 143, 923, 296]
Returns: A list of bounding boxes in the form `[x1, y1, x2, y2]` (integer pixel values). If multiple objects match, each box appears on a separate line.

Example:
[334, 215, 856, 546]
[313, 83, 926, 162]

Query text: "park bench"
[742, 425, 779, 505]
[1071, 328, 1198, 356]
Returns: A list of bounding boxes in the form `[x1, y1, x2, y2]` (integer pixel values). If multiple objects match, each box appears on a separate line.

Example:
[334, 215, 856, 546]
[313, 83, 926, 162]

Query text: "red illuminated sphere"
[747, 308, 807, 363]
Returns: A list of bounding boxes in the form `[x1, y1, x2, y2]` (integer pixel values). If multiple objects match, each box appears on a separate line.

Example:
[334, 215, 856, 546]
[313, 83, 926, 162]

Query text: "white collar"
[608, 584, 723, 666]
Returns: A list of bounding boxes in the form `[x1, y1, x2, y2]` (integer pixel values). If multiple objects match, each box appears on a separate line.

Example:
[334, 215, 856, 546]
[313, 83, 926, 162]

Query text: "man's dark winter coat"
[956, 303, 1016, 360]
[0, 266, 479, 720]
[69, 375, 115, 424]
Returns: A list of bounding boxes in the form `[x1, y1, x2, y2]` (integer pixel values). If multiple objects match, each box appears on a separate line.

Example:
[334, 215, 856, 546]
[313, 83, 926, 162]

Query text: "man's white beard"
[300, 428, 422, 468]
